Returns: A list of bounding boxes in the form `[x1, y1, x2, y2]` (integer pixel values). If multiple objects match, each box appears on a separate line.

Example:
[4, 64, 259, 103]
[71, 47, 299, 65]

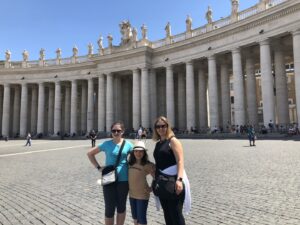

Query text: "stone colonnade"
[1, 31, 300, 137]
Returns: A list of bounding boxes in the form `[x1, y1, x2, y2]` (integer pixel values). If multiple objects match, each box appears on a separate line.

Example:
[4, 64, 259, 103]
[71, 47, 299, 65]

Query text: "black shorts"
[102, 181, 129, 218]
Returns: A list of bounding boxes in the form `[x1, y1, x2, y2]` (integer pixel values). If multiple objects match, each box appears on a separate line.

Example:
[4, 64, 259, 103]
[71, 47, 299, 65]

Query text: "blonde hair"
[152, 116, 175, 141]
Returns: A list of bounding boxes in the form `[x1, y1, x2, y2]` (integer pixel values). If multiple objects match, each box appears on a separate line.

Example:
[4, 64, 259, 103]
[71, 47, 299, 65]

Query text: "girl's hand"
[175, 180, 183, 195]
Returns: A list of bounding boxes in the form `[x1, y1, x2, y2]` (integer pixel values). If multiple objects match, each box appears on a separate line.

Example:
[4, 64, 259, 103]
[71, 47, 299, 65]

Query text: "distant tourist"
[25, 133, 32, 146]
[89, 130, 97, 147]
[247, 126, 256, 147]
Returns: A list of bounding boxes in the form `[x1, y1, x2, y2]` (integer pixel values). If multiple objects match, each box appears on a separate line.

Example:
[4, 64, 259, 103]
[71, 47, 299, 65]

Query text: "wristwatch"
[177, 177, 183, 182]
[96, 165, 101, 170]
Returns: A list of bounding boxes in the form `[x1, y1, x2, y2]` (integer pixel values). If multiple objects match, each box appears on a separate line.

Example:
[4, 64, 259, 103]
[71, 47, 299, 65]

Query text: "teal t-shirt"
[99, 140, 133, 182]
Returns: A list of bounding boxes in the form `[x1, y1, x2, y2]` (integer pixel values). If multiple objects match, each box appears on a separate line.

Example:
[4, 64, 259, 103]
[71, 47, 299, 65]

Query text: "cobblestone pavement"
[0, 139, 300, 225]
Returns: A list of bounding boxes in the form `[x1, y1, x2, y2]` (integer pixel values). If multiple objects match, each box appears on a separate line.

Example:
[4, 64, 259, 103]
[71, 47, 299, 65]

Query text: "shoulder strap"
[115, 140, 126, 167]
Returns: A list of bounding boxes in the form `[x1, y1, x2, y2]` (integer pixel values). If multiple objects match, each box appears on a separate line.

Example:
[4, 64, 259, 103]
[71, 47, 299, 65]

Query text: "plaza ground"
[0, 139, 300, 225]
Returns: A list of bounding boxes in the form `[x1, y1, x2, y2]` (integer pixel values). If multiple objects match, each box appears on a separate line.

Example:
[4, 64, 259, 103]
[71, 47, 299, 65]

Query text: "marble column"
[31, 86, 38, 134]
[106, 73, 114, 130]
[198, 67, 208, 130]
[20, 83, 28, 137]
[245, 52, 258, 126]
[293, 30, 300, 125]
[149, 69, 157, 123]
[98, 74, 106, 132]
[220, 59, 231, 130]
[70, 80, 78, 135]
[48, 86, 54, 135]
[81, 82, 87, 134]
[13, 86, 21, 136]
[132, 69, 140, 130]
[274, 41, 289, 125]
[87, 78, 94, 132]
[166, 65, 175, 126]
[114, 77, 121, 121]
[260, 39, 275, 126]
[54, 81, 62, 136]
[37, 83, 45, 134]
[64, 84, 71, 134]
[208, 55, 219, 129]
[2, 84, 11, 137]
[141, 67, 150, 128]
[232, 48, 246, 126]
[177, 70, 186, 130]
[186, 61, 195, 131]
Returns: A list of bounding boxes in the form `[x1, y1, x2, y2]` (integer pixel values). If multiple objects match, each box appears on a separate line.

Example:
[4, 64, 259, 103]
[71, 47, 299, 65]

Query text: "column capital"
[231, 47, 241, 54]
[106, 72, 114, 77]
[166, 64, 173, 71]
[132, 68, 140, 73]
[185, 60, 194, 65]
[208, 55, 216, 61]
[2, 83, 10, 88]
[292, 29, 300, 36]
[141, 67, 149, 72]
[259, 38, 270, 46]
[55, 80, 61, 85]
[38, 82, 45, 86]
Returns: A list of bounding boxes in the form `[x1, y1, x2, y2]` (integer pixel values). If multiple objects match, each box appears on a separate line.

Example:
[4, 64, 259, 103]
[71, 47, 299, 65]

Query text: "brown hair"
[152, 116, 175, 141]
[110, 121, 125, 131]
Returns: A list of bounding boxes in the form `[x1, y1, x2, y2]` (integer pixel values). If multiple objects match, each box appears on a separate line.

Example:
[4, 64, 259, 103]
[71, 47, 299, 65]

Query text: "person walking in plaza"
[25, 133, 32, 146]
[128, 140, 155, 225]
[87, 122, 133, 225]
[152, 116, 191, 225]
[247, 125, 256, 146]
[89, 130, 97, 147]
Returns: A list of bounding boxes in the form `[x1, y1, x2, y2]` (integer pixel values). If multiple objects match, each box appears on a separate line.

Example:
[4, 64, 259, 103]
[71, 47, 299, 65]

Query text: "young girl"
[128, 141, 155, 225]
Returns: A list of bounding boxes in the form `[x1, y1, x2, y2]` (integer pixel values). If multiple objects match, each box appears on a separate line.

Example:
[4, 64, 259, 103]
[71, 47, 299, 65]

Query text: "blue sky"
[0, 0, 258, 61]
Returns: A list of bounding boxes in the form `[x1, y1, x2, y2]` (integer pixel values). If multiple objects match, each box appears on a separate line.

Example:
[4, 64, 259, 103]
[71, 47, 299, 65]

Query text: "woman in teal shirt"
[87, 121, 133, 225]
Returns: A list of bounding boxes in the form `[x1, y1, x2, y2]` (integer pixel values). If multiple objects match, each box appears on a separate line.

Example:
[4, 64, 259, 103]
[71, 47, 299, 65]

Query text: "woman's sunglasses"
[111, 129, 122, 133]
[155, 124, 167, 129]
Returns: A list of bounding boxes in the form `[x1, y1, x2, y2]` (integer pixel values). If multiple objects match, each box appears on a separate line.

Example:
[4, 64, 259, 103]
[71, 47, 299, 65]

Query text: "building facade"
[0, 0, 300, 137]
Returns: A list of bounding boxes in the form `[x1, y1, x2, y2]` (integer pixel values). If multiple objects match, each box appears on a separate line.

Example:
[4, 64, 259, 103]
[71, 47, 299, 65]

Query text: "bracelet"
[96, 165, 101, 170]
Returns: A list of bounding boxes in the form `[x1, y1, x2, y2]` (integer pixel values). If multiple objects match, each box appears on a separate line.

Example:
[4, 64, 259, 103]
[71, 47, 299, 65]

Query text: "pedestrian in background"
[25, 133, 31, 146]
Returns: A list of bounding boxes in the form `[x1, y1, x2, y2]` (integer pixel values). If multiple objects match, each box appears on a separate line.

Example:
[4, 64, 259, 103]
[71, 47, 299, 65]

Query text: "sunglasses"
[111, 129, 122, 133]
[155, 124, 167, 129]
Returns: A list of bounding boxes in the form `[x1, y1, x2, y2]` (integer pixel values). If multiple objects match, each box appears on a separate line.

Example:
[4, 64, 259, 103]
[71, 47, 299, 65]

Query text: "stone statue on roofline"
[5, 50, 11, 62]
[132, 27, 138, 42]
[165, 22, 171, 38]
[56, 48, 62, 59]
[119, 20, 132, 45]
[231, 0, 239, 15]
[72, 45, 78, 57]
[206, 6, 213, 24]
[39, 48, 45, 61]
[186, 15, 192, 32]
[88, 43, 93, 56]
[97, 35, 104, 55]
[22, 50, 29, 62]
[107, 34, 113, 48]
[141, 24, 148, 40]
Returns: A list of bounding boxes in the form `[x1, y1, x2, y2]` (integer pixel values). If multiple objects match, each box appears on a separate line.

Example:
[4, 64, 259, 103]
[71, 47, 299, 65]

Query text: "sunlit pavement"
[1, 139, 300, 225]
